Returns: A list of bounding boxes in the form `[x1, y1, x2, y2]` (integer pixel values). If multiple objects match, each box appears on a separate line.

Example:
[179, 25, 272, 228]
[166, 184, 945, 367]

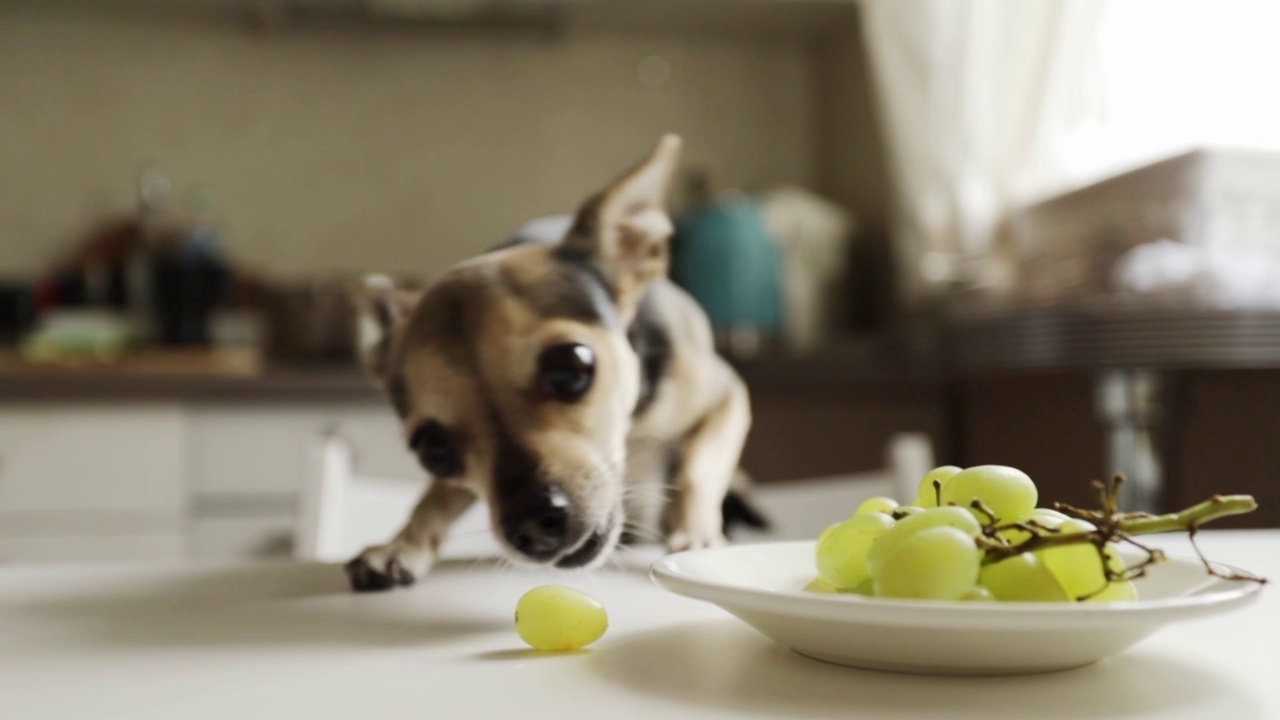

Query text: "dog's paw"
[344, 541, 434, 593]
[665, 527, 727, 554]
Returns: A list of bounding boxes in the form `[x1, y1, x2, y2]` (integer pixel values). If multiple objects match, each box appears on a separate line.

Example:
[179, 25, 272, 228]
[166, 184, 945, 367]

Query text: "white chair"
[293, 430, 936, 562]
[293, 431, 497, 563]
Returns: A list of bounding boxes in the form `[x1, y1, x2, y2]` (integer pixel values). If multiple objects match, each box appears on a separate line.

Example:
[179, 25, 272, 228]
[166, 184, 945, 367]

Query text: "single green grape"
[1102, 541, 1127, 576]
[848, 578, 876, 596]
[867, 506, 982, 580]
[856, 496, 900, 516]
[939, 465, 1038, 524]
[818, 523, 839, 546]
[914, 466, 962, 507]
[998, 511, 1067, 546]
[979, 552, 1069, 602]
[1032, 508, 1071, 522]
[1036, 518, 1113, 601]
[514, 586, 608, 651]
[815, 512, 894, 589]
[873, 527, 981, 601]
[805, 577, 839, 594]
[962, 585, 995, 601]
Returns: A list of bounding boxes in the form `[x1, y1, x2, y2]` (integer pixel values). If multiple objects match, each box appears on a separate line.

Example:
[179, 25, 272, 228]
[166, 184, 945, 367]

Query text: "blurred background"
[3, 0, 1280, 566]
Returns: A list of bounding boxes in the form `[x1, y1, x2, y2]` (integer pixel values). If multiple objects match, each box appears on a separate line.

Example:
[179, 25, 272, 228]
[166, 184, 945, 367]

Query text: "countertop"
[0, 364, 381, 402]
[2, 529, 1277, 720]
[0, 348, 381, 402]
[0, 339, 944, 403]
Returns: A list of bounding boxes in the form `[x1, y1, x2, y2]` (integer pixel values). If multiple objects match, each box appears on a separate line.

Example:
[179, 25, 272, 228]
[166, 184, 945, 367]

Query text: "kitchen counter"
[0, 363, 379, 401]
[2, 530, 1277, 720]
[0, 349, 380, 402]
[0, 339, 944, 402]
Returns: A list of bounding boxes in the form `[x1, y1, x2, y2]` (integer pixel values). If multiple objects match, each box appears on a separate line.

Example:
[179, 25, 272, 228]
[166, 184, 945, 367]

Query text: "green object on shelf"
[670, 198, 784, 334]
[20, 311, 137, 362]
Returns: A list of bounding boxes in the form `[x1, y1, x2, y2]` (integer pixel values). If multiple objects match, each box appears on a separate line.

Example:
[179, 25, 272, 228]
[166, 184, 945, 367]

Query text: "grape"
[874, 527, 981, 600]
[893, 506, 925, 518]
[806, 577, 875, 596]
[1102, 542, 1127, 575]
[856, 496, 899, 516]
[1037, 519, 1113, 600]
[867, 506, 982, 579]
[963, 585, 995, 601]
[940, 465, 1038, 523]
[818, 523, 838, 546]
[849, 578, 875, 596]
[1032, 508, 1071, 522]
[998, 512, 1066, 546]
[815, 512, 894, 589]
[804, 577, 839, 594]
[514, 586, 608, 651]
[914, 466, 962, 507]
[979, 553, 1069, 602]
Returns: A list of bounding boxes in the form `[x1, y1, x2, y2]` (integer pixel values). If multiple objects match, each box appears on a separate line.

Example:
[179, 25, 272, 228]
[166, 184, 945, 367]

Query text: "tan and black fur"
[346, 135, 764, 591]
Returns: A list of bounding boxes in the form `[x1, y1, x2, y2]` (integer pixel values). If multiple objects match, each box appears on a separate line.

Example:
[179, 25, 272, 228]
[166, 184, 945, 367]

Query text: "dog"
[345, 134, 765, 591]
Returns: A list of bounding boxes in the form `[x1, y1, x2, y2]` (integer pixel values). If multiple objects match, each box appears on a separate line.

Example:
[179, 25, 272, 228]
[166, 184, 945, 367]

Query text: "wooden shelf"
[0, 348, 264, 379]
[84, 0, 861, 42]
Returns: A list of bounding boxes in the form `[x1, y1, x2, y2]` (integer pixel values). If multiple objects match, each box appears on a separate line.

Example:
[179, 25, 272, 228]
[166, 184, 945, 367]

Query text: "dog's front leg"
[666, 376, 751, 552]
[345, 480, 475, 592]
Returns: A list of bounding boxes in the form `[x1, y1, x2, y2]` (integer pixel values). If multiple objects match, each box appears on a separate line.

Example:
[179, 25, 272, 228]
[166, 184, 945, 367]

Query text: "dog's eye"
[409, 421, 464, 478]
[537, 343, 595, 403]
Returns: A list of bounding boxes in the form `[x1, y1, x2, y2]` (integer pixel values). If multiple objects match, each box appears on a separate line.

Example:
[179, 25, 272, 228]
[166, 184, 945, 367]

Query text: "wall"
[0, 4, 822, 282]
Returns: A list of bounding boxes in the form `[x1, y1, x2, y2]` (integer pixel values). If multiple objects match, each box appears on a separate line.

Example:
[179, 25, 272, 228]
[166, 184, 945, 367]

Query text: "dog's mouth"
[494, 484, 622, 569]
[553, 515, 617, 569]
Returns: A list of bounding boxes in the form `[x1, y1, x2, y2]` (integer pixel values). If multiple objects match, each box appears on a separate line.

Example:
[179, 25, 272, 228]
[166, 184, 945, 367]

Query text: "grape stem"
[1113, 495, 1257, 536]
[975, 475, 1265, 586]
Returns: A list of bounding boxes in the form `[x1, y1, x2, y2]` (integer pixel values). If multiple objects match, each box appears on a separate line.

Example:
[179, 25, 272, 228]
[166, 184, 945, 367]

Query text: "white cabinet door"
[189, 516, 295, 560]
[187, 402, 422, 497]
[0, 533, 184, 564]
[0, 404, 186, 515]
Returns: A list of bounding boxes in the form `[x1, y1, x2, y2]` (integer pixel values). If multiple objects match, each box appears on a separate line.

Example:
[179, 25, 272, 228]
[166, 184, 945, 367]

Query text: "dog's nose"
[501, 485, 572, 561]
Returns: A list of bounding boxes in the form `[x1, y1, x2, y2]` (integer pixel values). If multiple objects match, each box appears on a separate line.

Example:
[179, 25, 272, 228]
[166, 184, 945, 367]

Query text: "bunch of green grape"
[807, 465, 1137, 603]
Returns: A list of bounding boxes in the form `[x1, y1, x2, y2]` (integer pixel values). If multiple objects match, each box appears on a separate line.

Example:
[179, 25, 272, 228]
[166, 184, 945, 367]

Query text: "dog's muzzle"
[498, 485, 615, 567]
[553, 517, 615, 569]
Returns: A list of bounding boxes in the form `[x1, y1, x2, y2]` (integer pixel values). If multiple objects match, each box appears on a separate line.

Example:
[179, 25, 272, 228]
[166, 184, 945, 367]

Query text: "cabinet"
[0, 404, 190, 564]
[0, 397, 419, 564]
[184, 402, 420, 560]
[0, 404, 185, 515]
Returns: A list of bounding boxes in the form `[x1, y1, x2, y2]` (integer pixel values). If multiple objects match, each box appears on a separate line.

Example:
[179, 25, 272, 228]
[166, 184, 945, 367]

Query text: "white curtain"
[860, 0, 1280, 305]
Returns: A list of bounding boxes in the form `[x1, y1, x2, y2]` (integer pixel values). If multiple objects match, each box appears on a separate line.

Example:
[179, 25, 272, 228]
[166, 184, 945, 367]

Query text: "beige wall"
[0, 5, 819, 281]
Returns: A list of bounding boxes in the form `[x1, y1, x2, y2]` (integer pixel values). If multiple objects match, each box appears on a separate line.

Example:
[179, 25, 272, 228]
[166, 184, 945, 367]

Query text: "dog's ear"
[350, 274, 422, 384]
[559, 134, 683, 317]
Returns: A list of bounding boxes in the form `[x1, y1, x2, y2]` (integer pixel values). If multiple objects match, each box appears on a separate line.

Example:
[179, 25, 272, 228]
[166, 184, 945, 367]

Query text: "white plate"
[650, 540, 1264, 676]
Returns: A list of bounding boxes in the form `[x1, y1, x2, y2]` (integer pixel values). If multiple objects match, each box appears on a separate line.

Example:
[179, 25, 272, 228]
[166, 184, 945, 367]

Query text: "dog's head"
[352, 135, 682, 569]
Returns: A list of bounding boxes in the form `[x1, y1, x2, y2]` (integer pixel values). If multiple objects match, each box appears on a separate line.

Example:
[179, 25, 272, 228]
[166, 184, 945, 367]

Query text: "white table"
[2, 530, 1277, 720]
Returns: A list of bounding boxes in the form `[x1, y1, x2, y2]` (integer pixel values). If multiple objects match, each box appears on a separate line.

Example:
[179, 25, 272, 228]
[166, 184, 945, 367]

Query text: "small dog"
[345, 135, 764, 591]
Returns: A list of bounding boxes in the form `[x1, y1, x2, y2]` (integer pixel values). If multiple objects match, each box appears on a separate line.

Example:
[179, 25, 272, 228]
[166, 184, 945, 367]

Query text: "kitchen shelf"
[93, 0, 862, 42]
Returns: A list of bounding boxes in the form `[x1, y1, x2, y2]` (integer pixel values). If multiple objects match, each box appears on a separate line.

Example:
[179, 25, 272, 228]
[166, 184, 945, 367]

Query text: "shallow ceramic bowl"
[650, 541, 1264, 676]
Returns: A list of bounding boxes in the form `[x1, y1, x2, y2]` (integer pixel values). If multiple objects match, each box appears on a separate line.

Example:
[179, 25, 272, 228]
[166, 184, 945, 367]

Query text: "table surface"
[2, 530, 1277, 720]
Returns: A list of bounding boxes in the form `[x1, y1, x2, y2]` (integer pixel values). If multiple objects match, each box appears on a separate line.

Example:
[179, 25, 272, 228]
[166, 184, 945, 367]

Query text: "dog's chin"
[553, 518, 620, 569]
[500, 513, 622, 571]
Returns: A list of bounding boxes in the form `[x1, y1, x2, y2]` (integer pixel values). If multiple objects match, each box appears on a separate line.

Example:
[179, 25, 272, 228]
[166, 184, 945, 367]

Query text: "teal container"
[670, 199, 784, 335]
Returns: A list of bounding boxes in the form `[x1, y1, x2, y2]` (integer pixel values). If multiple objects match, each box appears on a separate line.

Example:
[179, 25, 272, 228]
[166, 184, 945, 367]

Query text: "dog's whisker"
[620, 520, 665, 538]
[620, 487, 675, 500]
